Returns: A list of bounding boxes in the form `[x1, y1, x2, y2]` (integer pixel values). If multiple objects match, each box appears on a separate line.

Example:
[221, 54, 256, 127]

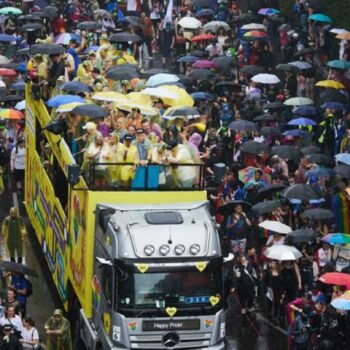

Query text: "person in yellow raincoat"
[45, 309, 73, 350]
[116, 134, 139, 187]
[1, 207, 26, 263]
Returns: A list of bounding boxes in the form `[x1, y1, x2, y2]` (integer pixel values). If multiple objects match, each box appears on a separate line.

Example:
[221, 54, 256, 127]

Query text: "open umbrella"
[214, 81, 242, 92]
[322, 233, 350, 245]
[319, 272, 350, 289]
[191, 34, 215, 42]
[254, 114, 278, 122]
[259, 220, 292, 234]
[189, 69, 214, 80]
[146, 73, 179, 87]
[236, 13, 258, 23]
[260, 126, 281, 137]
[10, 81, 25, 92]
[293, 48, 317, 58]
[61, 81, 91, 93]
[262, 101, 287, 110]
[92, 91, 127, 104]
[47, 95, 85, 108]
[106, 68, 140, 81]
[334, 165, 350, 179]
[300, 208, 334, 221]
[193, 60, 218, 69]
[321, 102, 347, 111]
[15, 100, 25, 111]
[300, 146, 321, 155]
[141, 68, 170, 78]
[77, 21, 100, 31]
[20, 23, 44, 31]
[335, 153, 350, 166]
[177, 55, 200, 63]
[294, 106, 318, 116]
[281, 184, 321, 201]
[271, 145, 302, 161]
[0, 95, 23, 102]
[159, 85, 194, 107]
[30, 44, 64, 55]
[315, 80, 345, 89]
[0, 56, 10, 65]
[252, 200, 280, 216]
[0, 261, 38, 277]
[55, 33, 81, 45]
[251, 73, 280, 84]
[257, 184, 286, 199]
[0, 34, 16, 42]
[56, 102, 85, 113]
[284, 97, 313, 106]
[308, 13, 332, 23]
[203, 21, 230, 33]
[228, 120, 258, 132]
[163, 106, 200, 120]
[331, 291, 350, 310]
[241, 23, 267, 31]
[191, 0, 212, 7]
[282, 129, 309, 137]
[243, 30, 268, 41]
[319, 89, 347, 104]
[190, 92, 215, 101]
[239, 167, 271, 187]
[336, 32, 350, 40]
[326, 60, 350, 70]
[288, 117, 316, 126]
[0, 109, 23, 120]
[71, 104, 107, 119]
[240, 65, 265, 76]
[306, 168, 334, 178]
[196, 9, 214, 17]
[264, 245, 302, 261]
[109, 32, 142, 43]
[0, 68, 17, 77]
[306, 153, 334, 166]
[258, 8, 280, 16]
[142, 87, 178, 100]
[241, 141, 269, 155]
[276, 63, 298, 73]
[0, 7, 22, 15]
[285, 229, 317, 244]
[289, 61, 313, 70]
[217, 200, 251, 216]
[178, 17, 202, 29]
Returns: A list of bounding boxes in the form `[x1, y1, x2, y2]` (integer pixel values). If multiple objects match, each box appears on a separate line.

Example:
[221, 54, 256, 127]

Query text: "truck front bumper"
[110, 343, 225, 350]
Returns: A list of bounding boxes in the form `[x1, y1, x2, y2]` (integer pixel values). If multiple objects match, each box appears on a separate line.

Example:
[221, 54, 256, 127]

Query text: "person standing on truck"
[44, 309, 72, 350]
[1, 207, 27, 264]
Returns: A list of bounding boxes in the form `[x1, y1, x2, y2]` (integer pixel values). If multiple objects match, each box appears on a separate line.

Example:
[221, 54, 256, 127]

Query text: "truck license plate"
[142, 319, 200, 331]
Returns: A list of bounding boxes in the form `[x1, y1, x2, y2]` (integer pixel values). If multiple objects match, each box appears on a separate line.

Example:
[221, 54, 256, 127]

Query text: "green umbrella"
[326, 60, 350, 70]
[0, 7, 22, 15]
[308, 13, 332, 23]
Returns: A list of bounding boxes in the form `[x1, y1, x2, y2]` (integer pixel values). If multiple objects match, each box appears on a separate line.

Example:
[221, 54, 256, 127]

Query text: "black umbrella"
[293, 47, 317, 58]
[30, 44, 64, 55]
[125, 16, 144, 28]
[276, 64, 298, 73]
[285, 229, 317, 244]
[72, 104, 107, 119]
[281, 184, 321, 201]
[253, 114, 278, 122]
[20, 23, 44, 31]
[106, 68, 141, 81]
[142, 68, 170, 79]
[61, 81, 92, 93]
[0, 261, 38, 277]
[334, 164, 350, 179]
[251, 200, 280, 216]
[262, 101, 288, 110]
[257, 184, 286, 199]
[165, 106, 200, 119]
[191, 0, 212, 8]
[271, 145, 302, 161]
[109, 32, 142, 43]
[236, 13, 258, 23]
[240, 65, 265, 76]
[189, 69, 214, 80]
[189, 50, 208, 58]
[218, 200, 251, 216]
[214, 81, 242, 92]
[77, 21, 101, 31]
[229, 120, 258, 132]
[300, 208, 334, 221]
[43, 5, 59, 17]
[18, 14, 42, 21]
[319, 89, 347, 104]
[241, 141, 269, 155]
[306, 153, 334, 166]
[300, 146, 321, 155]
[211, 56, 235, 71]
[0, 95, 24, 102]
[260, 127, 281, 137]
[175, 74, 193, 88]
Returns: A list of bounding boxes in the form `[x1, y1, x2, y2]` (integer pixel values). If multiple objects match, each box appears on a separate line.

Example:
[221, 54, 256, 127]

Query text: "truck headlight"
[189, 244, 200, 255]
[159, 244, 170, 256]
[174, 244, 185, 255]
[144, 245, 155, 256]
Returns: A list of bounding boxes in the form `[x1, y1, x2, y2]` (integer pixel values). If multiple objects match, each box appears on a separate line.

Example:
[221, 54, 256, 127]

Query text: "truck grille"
[130, 332, 211, 349]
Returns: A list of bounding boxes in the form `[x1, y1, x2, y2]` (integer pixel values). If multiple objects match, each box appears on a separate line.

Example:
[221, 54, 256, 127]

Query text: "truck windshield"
[118, 264, 222, 309]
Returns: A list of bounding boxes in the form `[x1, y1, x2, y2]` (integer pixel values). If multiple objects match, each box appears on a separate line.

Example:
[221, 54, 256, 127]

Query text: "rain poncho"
[45, 311, 73, 350]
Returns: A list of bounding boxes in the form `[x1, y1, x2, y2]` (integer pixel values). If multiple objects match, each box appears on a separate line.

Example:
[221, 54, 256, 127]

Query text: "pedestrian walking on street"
[1, 208, 27, 264]
[0, 324, 23, 350]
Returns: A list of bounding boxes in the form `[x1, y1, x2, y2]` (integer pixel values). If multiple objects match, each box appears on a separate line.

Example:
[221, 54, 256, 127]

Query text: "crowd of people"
[0, 0, 349, 349]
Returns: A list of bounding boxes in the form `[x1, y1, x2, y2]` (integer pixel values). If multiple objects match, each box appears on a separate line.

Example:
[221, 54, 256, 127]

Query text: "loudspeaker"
[213, 163, 226, 184]
[68, 164, 81, 186]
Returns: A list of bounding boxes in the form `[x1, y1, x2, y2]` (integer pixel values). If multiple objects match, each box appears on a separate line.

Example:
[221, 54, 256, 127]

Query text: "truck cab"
[87, 202, 225, 350]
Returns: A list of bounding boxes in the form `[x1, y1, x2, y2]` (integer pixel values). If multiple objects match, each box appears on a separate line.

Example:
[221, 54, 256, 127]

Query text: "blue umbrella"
[326, 60, 350, 70]
[61, 81, 91, 93]
[282, 129, 309, 137]
[335, 153, 350, 166]
[294, 106, 318, 116]
[191, 92, 215, 101]
[288, 117, 317, 126]
[309, 13, 332, 23]
[321, 102, 347, 111]
[15, 63, 27, 73]
[10, 81, 25, 91]
[306, 168, 335, 178]
[196, 9, 214, 17]
[46, 95, 85, 108]
[331, 295, 350, 310]
[146, 73, 179, 87]
[0, 34, 16, 42]
[177, 55, 200, 63]
[83, 45, 100, 53]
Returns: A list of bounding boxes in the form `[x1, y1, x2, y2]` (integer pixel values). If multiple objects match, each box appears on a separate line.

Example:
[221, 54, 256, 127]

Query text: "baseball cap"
[53, 309, 63, 316]
[124, 134, 132, 141]
[82, 122, 97, 130]
[136, 128, 145, 134]
[2, 324, 12, 331]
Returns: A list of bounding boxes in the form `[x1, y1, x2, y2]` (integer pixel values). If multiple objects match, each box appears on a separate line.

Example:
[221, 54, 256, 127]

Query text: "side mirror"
[68, 164, 81, 186]
[223, 253, 234, 263]
[98, 208, 115, 232]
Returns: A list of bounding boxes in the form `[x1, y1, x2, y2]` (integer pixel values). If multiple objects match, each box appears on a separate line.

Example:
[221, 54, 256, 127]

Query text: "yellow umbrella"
[117, 102, 159, 116]
[92, 91, 128, 103]
[56, 102, 86, 113]
[126, 92, 152, 105]
[161, 85, 194, 107]
[336, 32, 350, 40]
[315, 80, 345, 89]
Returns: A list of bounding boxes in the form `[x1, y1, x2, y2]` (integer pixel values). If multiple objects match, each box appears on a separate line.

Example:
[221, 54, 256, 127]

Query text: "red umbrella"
[193, 60, 218, 69]
[0, 68, 17, 77]
[318, 272, 350, 289]
[191, 34, 215, 42]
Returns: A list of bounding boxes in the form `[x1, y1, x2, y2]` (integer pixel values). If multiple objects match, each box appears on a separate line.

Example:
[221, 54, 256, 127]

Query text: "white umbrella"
[203, 21, 230, 33]
[241, 23, 267, 31]
[251, 73, 280, 84]
[264, 245, 302, 261]
[178, 17, 202, 29]
[146, 73, 179, 87]
[142, 87, 179, 99]
[284, 97, 313, 106]
[330, 28, 348, 35]
[258, 220, 292, 234]
[15, 100, 25, 111]
[289, 61, 313, 70]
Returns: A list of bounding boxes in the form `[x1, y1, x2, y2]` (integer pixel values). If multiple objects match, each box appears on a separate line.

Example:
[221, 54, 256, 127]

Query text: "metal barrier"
[85, 162, 205, 191]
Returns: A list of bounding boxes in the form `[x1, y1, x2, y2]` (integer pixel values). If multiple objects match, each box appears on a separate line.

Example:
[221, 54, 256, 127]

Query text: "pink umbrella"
[193, 60, 218, 69]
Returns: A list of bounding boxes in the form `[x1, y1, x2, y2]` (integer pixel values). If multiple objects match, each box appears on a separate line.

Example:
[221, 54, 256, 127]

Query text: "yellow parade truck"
[24, 84, 226, 350]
